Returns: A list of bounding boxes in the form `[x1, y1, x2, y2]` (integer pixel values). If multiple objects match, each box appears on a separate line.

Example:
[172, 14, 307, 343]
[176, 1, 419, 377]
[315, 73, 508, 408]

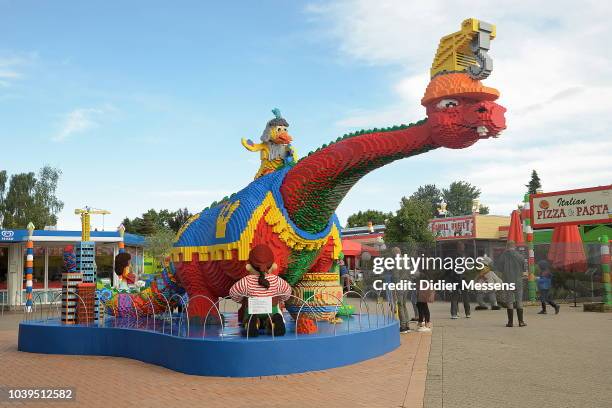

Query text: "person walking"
[495, 241, 527, 327]
[389, 247, 412, 333]
[416, 272, 434, 332]
[536, 260, 560, 315]
[449, 241, 471, 319]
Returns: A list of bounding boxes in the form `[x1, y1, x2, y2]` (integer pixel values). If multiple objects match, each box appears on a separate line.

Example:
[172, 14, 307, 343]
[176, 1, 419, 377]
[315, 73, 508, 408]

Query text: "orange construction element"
[421, 72, 499, 106]
[296, 316, 318, 334]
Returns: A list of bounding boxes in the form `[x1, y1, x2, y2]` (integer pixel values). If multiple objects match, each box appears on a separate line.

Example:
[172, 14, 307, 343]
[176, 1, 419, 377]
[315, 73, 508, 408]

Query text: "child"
[536, 260, 560, 315]
[229, 244, 292, 337]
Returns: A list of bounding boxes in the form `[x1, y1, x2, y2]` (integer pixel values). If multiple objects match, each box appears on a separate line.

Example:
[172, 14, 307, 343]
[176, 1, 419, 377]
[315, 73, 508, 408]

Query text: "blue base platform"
[18, 314, 400, 377]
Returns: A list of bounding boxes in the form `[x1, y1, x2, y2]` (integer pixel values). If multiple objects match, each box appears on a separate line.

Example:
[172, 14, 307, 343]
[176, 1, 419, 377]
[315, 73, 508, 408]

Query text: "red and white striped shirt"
[229, 274, 292, 303]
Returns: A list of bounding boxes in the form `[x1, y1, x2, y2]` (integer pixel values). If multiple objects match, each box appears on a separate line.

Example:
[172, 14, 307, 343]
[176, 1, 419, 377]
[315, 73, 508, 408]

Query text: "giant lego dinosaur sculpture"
[108, 18, 506, 321]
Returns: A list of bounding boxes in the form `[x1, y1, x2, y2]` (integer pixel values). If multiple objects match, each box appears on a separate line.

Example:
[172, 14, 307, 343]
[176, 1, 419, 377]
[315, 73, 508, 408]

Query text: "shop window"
[47, 246, 64, 289]
[0, 247, 7, 291]
[96, 244, 114, 280]
[126, 246, 143, 278]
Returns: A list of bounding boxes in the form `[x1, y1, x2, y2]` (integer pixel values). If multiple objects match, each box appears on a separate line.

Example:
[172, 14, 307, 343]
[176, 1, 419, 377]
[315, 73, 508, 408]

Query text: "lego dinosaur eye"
[436, 98, 459, 109]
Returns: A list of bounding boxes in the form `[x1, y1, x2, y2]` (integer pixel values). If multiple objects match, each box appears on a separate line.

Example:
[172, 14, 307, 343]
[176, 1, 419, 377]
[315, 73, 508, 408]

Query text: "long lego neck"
[280, 120, 435, 233]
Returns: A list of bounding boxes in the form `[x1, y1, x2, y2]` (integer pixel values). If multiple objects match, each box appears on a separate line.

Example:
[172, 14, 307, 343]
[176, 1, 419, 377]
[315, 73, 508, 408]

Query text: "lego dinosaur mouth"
[476, 126, 489, 137]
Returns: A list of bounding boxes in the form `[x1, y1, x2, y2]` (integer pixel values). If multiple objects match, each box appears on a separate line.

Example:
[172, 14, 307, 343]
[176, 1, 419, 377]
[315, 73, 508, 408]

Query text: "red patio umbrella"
[547, 225, 587, 273]
[507, 209, 525, 245]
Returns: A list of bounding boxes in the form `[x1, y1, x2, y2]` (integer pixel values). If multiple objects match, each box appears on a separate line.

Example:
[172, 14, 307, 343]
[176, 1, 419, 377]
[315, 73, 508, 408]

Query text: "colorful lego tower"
[61, 246, 81, 324]
[74, 207, 110, 323]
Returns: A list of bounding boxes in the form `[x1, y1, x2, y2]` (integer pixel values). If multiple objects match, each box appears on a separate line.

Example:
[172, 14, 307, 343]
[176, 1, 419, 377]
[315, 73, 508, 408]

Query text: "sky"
[1, 0, 611, 231]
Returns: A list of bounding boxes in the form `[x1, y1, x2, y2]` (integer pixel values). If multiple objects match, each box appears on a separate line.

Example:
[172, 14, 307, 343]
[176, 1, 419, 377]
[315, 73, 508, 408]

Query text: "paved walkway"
[0, 311, 430, 408]
[424, 302, 612, 408]
[1, 301, 610, 408]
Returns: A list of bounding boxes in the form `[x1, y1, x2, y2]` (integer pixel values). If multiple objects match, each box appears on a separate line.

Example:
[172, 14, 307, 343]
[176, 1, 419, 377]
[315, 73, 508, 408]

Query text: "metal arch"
[362, 289, 384, 328]
[49, 291, 63, 322]
[318, 292, 362, 334]
[193, 295, 225, 340]
[119, 294, 140, 328]
[144, 295, 157, 332]
[245, 312, 274, 340]
[107, 303, 119, 328]
[64, 290, 91, 326]
[292, 294, 323, 338]
[216, 296, 233, 315]
[48, 291, 63, 322]
[154, 292, 172, 334]
[342, 290, 371, 329]
[168, 293, 189, 337]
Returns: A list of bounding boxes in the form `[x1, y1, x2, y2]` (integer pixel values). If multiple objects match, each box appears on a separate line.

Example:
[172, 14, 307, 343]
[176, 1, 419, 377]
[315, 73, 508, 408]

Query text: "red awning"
[507, 209, 524, 244]
[548, 225, 587, 273]
[341, 239, 362, 257]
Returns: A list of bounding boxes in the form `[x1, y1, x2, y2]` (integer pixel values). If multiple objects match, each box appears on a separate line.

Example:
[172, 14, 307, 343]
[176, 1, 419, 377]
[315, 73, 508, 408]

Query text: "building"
[340, 214, 512, 262]
[340, 224, 385, 270]
[0, 229, 145, 308]
[429, 214, 511, 258]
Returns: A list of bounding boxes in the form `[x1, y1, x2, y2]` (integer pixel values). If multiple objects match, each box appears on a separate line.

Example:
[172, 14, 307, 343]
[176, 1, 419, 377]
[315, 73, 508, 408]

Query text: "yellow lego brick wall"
[475, 214, 510, 239]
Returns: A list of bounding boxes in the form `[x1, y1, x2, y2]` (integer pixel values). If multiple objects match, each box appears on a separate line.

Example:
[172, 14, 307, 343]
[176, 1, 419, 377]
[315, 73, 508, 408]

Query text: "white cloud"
[307, 0, 612, 216]
[0, 53, 33, 87]
[53, 105, 116, 142]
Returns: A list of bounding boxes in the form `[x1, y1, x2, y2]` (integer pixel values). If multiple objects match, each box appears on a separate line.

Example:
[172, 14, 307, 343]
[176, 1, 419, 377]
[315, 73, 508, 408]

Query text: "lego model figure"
[114, 252, 135, 291]
[229, 244, 292, 337]
[241, 108, 297, 179]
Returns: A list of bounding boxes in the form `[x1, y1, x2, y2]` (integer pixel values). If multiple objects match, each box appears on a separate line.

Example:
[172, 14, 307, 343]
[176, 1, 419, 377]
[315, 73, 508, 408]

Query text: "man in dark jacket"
[448, 241, 471, 319]
[495, 241, 527, 327]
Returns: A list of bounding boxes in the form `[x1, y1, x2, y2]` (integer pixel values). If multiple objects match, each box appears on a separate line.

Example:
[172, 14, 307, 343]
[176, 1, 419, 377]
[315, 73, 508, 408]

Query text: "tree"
[442, 181, 481, 216]
[384, 197, 435, 246]
[0, 166, 64, 229]
[145, 228, 176, 265]
[346, 210, 392, 228]
[410, 184, 441, 217]
[0, 170, 7, 225]
[478, 205, 490, 215]
[31, 166, 64, 227]
[123, 208, 194, 235]
[169, 208, 192, 232]
[1, 172, 35, 228]
[525, 170, 542, 195]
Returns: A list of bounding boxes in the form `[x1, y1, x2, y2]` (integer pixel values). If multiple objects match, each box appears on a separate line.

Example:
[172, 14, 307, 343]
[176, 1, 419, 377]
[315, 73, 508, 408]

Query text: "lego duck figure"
[241, 108, 298, 179]
[229, 244, 292, 337]
[114, 252, 136, 291]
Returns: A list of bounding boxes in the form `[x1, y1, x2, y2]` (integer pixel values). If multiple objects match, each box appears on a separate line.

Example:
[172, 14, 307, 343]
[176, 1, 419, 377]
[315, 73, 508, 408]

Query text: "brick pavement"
[423, 302, 612, 408]
[0, 312, 431, 408]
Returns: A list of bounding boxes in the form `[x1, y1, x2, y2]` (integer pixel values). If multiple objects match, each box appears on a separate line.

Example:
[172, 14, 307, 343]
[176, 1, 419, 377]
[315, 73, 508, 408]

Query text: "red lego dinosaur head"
[422, 73, 506, 149]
